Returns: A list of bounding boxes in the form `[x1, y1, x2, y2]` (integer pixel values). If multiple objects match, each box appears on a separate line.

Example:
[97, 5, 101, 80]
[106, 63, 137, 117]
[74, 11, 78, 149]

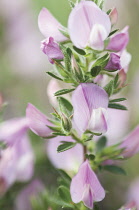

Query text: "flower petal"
[26, 103, 52, 137]
[120, 125, 139, 158]
[105, 53, 121, 71]
[38, 8, 67, 42]
[72, 83, 108, 134]
[68, 1, 111, 49]
[109, 8, 118, 25]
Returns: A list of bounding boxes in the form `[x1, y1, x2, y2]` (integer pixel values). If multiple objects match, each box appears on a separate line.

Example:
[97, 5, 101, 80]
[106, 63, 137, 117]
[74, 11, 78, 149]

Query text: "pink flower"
[68, 1, 111, 50]
[109, 8, 118, 25]
[41, 37, 64, 64]
[38, 8, 67, 42]
[120, 125, 139, 158]
[72, 83, 109, 135]
[106, 26, 129, 52]
[0, 118, 29, 145]
[15, 180, 44, 210]
[105, 53, 121, 71]
[26, 103, 52, 138]
[0, 135, 34, 195]
[70, 160, 105, 209]
[46, 136, 83, 171]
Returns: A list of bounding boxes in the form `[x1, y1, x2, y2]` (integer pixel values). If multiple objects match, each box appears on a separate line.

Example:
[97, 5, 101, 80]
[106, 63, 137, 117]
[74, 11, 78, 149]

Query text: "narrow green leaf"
[102, 165, 127, 175]
[91, 66, 101, 77]
[107, 9, 112, 15]
[55, 88, 75, 96]
[114, 73, 119, 89]
[108, 103, 128, 110]
[73, 46, 86, 55]
[46, 72, 63, 81]
[108, 29, 119, 37]
[93, 53, 109, 69]
[59, 29, 70, 39]
[58, 97, 73, 117]
[96, 136, 107, 153]
[57, 142, 76, 153]
[104, 80, 114, 96]
[109, 98, 127, 103]
[52, 132, 66, 136]
[47, 126, 61, 132]
[58, 186, 73, 208]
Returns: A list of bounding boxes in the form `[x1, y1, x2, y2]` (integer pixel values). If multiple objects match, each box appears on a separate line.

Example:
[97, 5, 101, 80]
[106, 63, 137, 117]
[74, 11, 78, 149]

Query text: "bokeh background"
[0, 0, 139, 209]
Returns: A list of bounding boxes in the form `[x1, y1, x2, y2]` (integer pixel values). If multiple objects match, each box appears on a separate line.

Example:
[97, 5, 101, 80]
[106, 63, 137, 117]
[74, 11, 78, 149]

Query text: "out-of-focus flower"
[0, 118, 29, 145]
[109, 8, 118, 25]
[26, 103, 52, 138]
[68, 1, 111, 50]
[105, 53, 121, 71]
[38, 8, 67, 42]
[0, 135, 34, 195]
[72, 83, 109, 135]
[106, 26, 129, 52]
[15, 179, 44, 210]
[41, 37, 64, 64]
[46, 136, 83, 172]
[70, 160, 105, 209]
[120, 50, 132, 72]
[120, 125, 139, 158]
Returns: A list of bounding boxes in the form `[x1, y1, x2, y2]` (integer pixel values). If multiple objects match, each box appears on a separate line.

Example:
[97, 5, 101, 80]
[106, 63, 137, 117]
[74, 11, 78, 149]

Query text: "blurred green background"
[1, 0, 139, 209]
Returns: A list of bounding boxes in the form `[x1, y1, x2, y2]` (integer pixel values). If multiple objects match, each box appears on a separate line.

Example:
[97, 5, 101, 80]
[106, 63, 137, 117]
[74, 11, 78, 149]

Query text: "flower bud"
[105, 53, 121, 71]
[61, 113, 72, 133]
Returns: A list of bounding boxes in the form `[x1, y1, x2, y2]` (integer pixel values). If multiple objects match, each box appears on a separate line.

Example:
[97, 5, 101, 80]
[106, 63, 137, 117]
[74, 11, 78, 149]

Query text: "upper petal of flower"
[70, 160, 105, 208]
[109, 8, 118, 25]
[26, 103, 52, 137]
[72, 83, 108, 134]
[38, 8, 67, 42]
[68, 1, 111, 49]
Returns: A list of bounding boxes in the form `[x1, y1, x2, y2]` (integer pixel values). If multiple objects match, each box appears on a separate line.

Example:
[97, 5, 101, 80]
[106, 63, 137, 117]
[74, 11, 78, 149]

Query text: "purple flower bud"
[41, 37, 64, 64]
[38, 8, 67, 42]
[72, 83, 109, 135]
[68, 1, 111, 50]
[105, 53, 122, 71]
[15, 180, 44, 210]
[26, 103, 52, 138]
[120, 125, 139, 158]
[70, 160, 105, 209]
[106, 26, 129, 52]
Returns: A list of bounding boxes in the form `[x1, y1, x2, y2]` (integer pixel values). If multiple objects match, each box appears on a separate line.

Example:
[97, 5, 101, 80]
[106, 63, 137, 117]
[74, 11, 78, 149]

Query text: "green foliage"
[91, 66, 102, 77]
[73, 46, 86, 55]
[57, 141, 76, 153]
[46, 72, 63, 81]
[104, 80, 114, 97]
[55, 88, 75, 96]
[92, 53, 109, 69]
[96, 136, 107, 153]
[102, 165, 127, 176]
[58, 97, 73, 117]
[108, 103, 128, 110]
[109, 98, 127, 103]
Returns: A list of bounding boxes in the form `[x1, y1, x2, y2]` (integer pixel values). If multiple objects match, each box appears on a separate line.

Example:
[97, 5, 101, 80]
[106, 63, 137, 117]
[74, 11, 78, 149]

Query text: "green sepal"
[57, 141, 76, 153]
[55, 88, 75, 96]
[93, 53, 109, 69]
[61, 113, 72, 133]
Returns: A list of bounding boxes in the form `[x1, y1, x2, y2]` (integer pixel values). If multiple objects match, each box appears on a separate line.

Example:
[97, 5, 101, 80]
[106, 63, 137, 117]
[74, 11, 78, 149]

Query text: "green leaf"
[108, 103, 128, 110]
[96, 136, 107, 153]
[61, 114, 72, 133]
[104, 80, 114, 97]
[47, 126, 61, 132]
[59, 29, 70, 39]
[60, 45, 72, 72]
[91, 66, 101, 77]
[107, 9, 112, 15]
[108, 29, 119, 37]
[93, 53, 109, 69]
[46, 72, 63, 81]
[86, 154, 95, 161]
[58, 186, 71, 203]
[58, 170, 71, 183]
[109, 98, 127, 103]
[58, 97, 73, 117]
[52, 132, 66, 136]
[57, 141, 76, 153]
[102, 165, 127, 175]
[114, 73, 119, 88]
[68, 0, 75, 8]
[55, 88, 75, 96]
[73, 46, 86, 55]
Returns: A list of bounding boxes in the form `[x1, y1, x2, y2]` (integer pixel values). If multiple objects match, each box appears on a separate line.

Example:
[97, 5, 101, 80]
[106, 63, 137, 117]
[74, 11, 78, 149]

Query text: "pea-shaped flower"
[68, 1, 111, 51]
[72, 83, 109, 135]
[70, 160, 105, 209]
